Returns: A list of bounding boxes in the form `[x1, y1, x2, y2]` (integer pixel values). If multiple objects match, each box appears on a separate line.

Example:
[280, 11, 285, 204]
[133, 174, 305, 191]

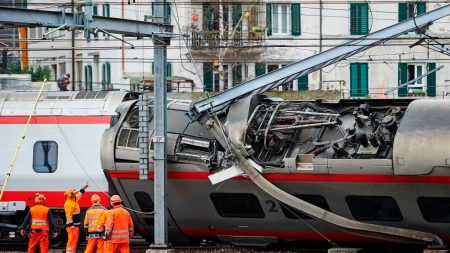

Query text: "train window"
[280, 194, 330, 219]
[346, 196, 403, 221]
[33, 141, 58, 173]
[417, 197, 450, 223]
[134, 191, 154, 213]
[210, 193, 265, 218]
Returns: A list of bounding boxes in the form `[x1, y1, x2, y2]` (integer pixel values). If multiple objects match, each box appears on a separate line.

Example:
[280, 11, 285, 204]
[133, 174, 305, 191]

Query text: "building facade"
[25, 0, 450, 98]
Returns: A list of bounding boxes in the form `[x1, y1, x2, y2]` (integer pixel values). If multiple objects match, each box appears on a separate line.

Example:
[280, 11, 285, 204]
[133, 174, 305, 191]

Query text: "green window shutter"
[297, 75, 308, 91]
[398, 63, 408, 97]
[350, 63, 359, 97]
[360, 63, 368, 96]
[102, 4, 110, 17]
[203, 62, 213, 92]
[255, 63, 266, 77]
[427, 63, 436, 97]
[350, 4, 357, 35]
[398, 3, 408, 22]
[232, 4, 242, 30]
[93, 5, 98, 15]
[417, 2, 426, 15]
[151, 2, 154, 17]
[360, 3, 368, 34]
[106, 62, 111, 84]
[203, 4, 213, 31]
[165, 3, 171, 24]
[167, 63, 172, 77]
[291, 3, 301, 36]
[101, 63, 106, 89]
[151, 63, 154, 75]
[350, 3, 368, 35]
[85, 65, 93, 91]
[266, 4, 272, 36]
[233, 65, 242, 86]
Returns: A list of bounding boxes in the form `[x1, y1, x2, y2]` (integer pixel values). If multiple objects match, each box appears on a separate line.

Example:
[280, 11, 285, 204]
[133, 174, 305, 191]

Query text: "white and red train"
[0, 90, 136, 243]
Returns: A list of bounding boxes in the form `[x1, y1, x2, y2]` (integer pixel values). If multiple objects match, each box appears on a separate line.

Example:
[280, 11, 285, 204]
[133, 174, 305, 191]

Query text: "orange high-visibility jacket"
[84, 204, 107, 233]
[20, 204, 57, 233]
[105, 206, 133, 244]
[64, 192, 82, 227]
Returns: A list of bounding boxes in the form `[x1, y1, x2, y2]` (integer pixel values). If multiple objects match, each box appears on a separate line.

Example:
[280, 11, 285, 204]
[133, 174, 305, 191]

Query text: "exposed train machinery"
[102, 96, 449, 248]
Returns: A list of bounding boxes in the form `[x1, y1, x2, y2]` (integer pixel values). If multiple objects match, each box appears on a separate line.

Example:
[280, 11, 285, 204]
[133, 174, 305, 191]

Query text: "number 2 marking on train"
[265, 200, 279, 212]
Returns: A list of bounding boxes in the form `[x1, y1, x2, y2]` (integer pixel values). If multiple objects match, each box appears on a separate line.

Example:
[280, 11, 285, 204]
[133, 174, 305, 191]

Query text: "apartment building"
[26, 0, 450, 98]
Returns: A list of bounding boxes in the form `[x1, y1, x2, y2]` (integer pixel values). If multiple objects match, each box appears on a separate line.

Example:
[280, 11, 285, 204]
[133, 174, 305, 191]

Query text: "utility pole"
[152, 0, 169, 248]
[71, 0, 75, 90]
[319, 0, 323, 90]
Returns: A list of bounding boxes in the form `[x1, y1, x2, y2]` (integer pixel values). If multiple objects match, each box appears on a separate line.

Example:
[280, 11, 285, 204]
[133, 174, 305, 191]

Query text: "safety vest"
[84, 204, 107, 233]
[105, 206, 133, 243]
[64, 198, 81, 226]
[30, 204, 49, 231]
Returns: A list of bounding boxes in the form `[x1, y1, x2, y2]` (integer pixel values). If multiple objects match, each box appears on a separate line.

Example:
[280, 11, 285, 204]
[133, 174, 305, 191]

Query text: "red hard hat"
[91, 194, 101, 203]
[34, 193, 46, 204]
[110, 195, 122, 204]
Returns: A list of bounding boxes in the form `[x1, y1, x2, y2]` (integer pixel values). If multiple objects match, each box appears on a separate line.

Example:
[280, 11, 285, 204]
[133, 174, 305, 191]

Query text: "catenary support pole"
[152, 0, 168, 247]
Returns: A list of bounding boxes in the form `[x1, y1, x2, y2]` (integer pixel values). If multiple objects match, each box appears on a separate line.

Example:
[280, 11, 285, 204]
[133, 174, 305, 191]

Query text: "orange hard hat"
[34, 193, 46, 204]
[64, 188, 77, 197]
[110, 195, 122, 204]
[91, 194, 101, 203]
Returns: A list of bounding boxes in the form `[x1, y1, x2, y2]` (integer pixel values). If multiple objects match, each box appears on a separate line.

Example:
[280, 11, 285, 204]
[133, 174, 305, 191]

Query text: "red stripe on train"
[1, 191, 109, 208]
[181, 228, 450, 242]
[107, 170, 450, 184]
[0, 116, 112, 124]
[180, 228, 378, 241]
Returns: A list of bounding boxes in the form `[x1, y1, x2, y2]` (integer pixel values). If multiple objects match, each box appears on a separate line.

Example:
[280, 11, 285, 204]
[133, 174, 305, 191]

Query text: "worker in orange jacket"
[20, 193, 58, 253]
[104, 195, 133, 253]
[84, 194, 108, 253]
[64, 183, 88, 253]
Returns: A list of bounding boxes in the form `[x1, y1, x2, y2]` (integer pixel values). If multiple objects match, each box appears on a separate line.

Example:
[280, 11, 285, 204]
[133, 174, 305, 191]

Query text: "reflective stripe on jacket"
[105, 206, 133, 244]
[84, 204, 107, 233]
[30, 204, 49, 231]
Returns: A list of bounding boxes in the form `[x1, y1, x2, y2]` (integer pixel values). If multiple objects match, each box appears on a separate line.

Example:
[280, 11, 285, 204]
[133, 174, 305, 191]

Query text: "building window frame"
[272, 4, 290, 35]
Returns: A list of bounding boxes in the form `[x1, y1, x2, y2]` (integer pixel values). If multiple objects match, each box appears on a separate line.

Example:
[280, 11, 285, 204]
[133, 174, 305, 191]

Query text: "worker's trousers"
[104, 242, 129, 253]
[84, 237, 104, 253]
[66, 226, 80, 253]
[28, 230, 49, 253]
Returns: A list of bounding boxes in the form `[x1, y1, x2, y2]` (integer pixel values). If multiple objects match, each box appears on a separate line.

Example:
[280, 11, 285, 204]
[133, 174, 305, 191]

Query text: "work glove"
[103, 232, 111, 241]
[20, 229, 26, 237]
[52, 232, 58, 239]
[129, 232, 134, 238]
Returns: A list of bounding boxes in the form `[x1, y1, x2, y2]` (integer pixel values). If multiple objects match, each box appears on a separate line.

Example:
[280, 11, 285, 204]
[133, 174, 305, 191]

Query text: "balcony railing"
[190, 29, 265, 50]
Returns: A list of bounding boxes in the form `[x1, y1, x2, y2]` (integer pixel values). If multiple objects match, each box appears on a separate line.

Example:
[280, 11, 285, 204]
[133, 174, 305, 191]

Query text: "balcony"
[190, 28, 265, 51]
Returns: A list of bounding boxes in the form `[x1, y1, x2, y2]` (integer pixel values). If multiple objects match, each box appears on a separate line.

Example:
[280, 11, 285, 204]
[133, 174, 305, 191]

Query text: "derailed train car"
[102, 96, 450, 247]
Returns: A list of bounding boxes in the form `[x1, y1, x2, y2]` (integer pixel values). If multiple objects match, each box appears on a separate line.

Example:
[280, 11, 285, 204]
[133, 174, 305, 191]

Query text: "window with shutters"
[350, 3, 369, 35]
[399, 2, 426, 21]
[350, 63, 369, 97]
[255, 62, 266, 77]
[102, 4, 110, 17]
[267, 3, 301, 36]
[268, 64, 295, 91]
[399, 63, 435, 97]
[399, 2, 426, 33]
